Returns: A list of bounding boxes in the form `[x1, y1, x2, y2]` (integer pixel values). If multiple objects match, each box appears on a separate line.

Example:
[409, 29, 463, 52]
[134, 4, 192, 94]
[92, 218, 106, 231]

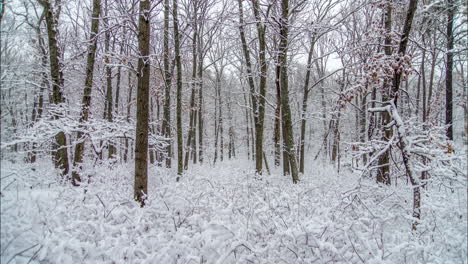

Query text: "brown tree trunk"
[184, 8, 198, 170]
[241, 82, 251, 160]
[219, 81, 224, 162]
[30, 19, 49, 163]
[161, 0, 173, 168]
[124, 71, 134, 162]
[114, 28, 124, 162]
[386, 0, 420, 229]
[238, 0, 262, 174]
[39, 0, 70, 177]
[134, 0, 151, 206]
[445, 0, 454, 140]
[104, 0, 115, 160]
[377, 2, 393, 185]
[252, 0, 267, 175]
[173, 0, 183, 178]
[197, 35, 204, 163]
[72, 0, 101, 184]
[279, 0, 298, 183]
[299, 36, 316, 173]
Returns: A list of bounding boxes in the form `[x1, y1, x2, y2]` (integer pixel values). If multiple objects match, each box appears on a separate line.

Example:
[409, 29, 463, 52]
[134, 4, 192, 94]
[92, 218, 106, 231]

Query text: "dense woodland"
[1, 0, 467, 263]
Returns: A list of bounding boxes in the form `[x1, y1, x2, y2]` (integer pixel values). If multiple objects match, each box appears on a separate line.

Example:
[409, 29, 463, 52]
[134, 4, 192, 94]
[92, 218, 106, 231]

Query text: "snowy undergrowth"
[1, 158, 466, 264]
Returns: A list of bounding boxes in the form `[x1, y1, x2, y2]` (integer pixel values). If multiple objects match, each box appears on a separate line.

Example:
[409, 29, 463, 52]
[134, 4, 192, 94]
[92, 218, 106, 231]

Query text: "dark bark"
[359, 92, 367, 164]
[39, 0, 70, 177]
[299, 37, 315, 173]
[72, 0, 101, 184]
[273, 63, 281, 167]
[445, 0, 454, 140]
[104, 0, 115, 159]
[377, 2, 393, 185]
[173, 0, 183, 178]
[426, 32, 436, 118]
[197, 35, 204, 163]
[124, 71, 134, 162]
[279, 0, 298, 183]
[30, 17, 49, 163]
[184, 7, 198, 170]
[219, 82, 224, 162]
[238, 0, 263, 174]
[242, 83, 251, 160]
[252, 0, 267, 175]
[385, 0, 420, 229]
[161, 0, 173, 168]
[134, 0, 151, 206]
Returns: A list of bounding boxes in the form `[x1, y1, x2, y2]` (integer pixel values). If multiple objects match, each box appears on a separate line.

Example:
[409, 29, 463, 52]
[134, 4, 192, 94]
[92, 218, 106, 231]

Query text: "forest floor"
[1, 157, 466, 264]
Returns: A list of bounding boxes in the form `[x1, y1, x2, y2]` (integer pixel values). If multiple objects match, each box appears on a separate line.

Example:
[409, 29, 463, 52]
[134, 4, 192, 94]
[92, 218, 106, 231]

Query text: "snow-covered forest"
[1, 0, 467, 263]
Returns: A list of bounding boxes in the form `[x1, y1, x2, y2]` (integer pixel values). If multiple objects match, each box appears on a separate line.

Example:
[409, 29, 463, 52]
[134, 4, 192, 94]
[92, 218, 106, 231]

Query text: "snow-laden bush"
[1, 159, 466, 263]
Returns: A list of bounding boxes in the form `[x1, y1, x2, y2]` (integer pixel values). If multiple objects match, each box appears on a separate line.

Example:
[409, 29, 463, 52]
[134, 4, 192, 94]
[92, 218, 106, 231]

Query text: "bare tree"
[173, 0, 183, 178]
[37, 0, 69, 177]
[134, 0, 151, 206]
[278, 0, 299, 183]
[72, 0, 101, 185]
[445, 0, 455, 140]
[161, 0, 173, 168]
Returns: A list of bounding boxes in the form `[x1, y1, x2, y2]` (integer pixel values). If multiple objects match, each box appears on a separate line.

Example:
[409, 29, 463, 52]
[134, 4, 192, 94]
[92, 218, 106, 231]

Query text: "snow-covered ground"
[1, 158, 466, 263]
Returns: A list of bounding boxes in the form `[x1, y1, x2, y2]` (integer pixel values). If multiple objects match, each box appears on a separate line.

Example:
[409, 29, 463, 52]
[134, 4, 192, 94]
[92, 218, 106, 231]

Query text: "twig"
[6, 244, 39, 264]
[27, 245, 43, 264]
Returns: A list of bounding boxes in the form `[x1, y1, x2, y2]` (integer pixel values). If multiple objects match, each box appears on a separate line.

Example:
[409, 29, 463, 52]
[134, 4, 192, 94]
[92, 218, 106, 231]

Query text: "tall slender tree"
[161, 0, 173, 168]
[134, 0, 151, 206]
[173, 0, 183, 178]
[184, 0, 198, 170]
[376, 1, 393, 185]
[72, 0, 101, 185]
[278, 0, 299, 183]
[103, 0, 115, 159]
[252, 0, 267, 175]
[445, 0, 454, 140]
[38, 0, 69, 177]
[237, 0, 267, 175]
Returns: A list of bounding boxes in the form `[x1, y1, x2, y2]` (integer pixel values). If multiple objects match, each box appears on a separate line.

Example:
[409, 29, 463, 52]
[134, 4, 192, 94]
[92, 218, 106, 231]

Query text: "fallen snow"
[1, 158, 466, 263]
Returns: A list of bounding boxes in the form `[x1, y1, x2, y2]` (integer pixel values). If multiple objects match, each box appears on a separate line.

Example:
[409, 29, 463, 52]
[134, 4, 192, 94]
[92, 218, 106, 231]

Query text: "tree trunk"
[114, 27, 124, 162]
[184, 9, 198, 170]
[299, 36, 315, 173]
[72, 0, 101, 185]
[149, 98, 155, 165]
[197, 35, 204, 163]
[359, 92, 367, 164]
[173, 0, 183, 178]
[320, 75, 328, 159]
[238, 0, 262, 174]
[134, 0, 151, 206]
[104, 0, 115, 160]
[415, 63, 421, 120]
[30, 20, 49, 163]
[161, 0, 173, 168]
[124, 71, 134, 162]
[274, 64, 281, 167]
[279, 0, 298, 183]
[242, 82, 251, 160]
[426, 32, 437, 119]
[445, 0, 454, 140]
[219, 83, 224, 162]
[40, 0, 69, 177]
[213, 85, 219, 165]
[376, 1, 393, 185]
[252, 0, 267, 175]
[279, 60, 290, 175]
[389, 0, 420, 229]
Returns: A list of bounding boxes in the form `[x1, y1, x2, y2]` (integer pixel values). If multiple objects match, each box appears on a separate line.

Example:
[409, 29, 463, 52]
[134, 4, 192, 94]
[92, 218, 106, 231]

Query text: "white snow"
[1, 158, 466, 263]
